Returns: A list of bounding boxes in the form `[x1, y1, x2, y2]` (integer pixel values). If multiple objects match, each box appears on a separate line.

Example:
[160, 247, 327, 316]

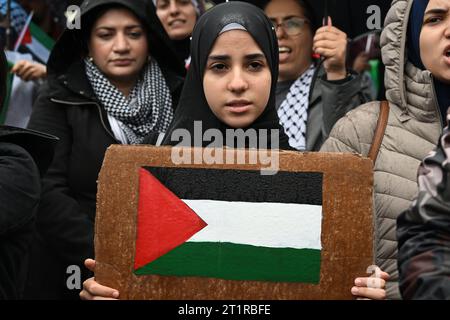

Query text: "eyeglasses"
[271, 17, 310, 36]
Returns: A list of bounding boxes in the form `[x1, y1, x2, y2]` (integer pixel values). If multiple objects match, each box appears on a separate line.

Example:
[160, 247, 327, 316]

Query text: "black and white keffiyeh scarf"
[277, 64, 315, 150]
[85, 58, 173, 144]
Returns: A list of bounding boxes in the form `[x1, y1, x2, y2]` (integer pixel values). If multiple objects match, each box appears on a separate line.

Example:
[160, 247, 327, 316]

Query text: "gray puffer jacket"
[321, 0, 443, 299]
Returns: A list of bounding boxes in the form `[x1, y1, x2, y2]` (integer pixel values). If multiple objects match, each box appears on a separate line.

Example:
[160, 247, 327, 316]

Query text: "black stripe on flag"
[144, 167, 322, 205]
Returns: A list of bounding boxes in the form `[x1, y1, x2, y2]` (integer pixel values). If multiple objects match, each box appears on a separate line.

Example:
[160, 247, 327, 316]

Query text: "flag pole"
[14, 11, 33, 51]
[323, 0, 329, 26]
[314, 0, 329, 61]
[5, 0, 12, 50]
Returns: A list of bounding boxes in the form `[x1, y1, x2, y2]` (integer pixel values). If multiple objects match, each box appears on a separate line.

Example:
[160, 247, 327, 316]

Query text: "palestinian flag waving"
[14, 12, 55, 64]
[134, 167, 323, 284]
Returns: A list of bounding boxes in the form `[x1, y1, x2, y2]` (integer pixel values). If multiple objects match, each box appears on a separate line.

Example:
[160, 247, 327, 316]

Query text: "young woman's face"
[156, 0, 197, 40]
[420, 0, 450, 84]
[265, 0, 313, 82]
[89, 8, 149, 87]
[203, 30, 272, 128]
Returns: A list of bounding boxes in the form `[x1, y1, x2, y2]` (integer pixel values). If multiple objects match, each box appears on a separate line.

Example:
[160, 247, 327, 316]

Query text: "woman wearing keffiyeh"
[264, 0, 373, 151]
[24, 0, 185, 299]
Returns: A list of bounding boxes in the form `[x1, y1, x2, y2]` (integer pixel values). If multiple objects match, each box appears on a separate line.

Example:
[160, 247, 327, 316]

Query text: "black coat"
[0, 126, 57, 300]
[0, 142, 40, 300]
[25, 0, 184, 299]
[25, 60, 183, 299]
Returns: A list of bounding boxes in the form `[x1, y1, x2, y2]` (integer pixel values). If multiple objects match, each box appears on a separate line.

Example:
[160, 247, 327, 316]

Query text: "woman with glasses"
[264, 0, 372, 151]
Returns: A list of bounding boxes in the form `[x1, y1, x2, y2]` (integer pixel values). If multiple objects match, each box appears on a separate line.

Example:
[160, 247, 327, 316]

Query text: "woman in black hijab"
[79, 1, 290, 300]
[25, 0, 185, 300]
[162, 1, 291, 150]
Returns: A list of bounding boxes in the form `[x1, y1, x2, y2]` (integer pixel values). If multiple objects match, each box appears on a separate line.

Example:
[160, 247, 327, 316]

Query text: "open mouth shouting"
[278, 46, 292, 63]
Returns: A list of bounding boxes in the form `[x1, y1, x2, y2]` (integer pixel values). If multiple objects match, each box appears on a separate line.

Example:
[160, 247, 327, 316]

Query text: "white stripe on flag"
[26, 36, 50, 63]
[182, 199, 322, 250]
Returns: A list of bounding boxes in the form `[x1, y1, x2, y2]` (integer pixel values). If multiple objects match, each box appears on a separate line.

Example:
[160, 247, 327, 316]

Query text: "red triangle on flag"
[134, 168, 207, 271]
[22, 28, 32, 45]
[14, 27, 32, 50]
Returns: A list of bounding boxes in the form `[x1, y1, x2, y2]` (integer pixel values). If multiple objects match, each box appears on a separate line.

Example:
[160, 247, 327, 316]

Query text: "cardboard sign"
[95, 146, 373, 299]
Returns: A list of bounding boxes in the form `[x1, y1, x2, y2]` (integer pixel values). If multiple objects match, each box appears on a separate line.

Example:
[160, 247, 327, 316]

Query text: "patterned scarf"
[277, 64, 315, 150]
[85, 58, 173, 144]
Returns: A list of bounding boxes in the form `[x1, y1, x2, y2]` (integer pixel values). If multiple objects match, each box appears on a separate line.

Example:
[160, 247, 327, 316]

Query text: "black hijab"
[162, 1, 291, 149]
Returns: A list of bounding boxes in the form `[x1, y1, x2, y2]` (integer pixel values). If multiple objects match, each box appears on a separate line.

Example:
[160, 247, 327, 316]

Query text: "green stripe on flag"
[29, 22, 55, 50]
[135, 242, 321, 284]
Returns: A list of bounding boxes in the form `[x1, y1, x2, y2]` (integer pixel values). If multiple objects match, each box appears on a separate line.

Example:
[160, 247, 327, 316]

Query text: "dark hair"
[295, 0, 317, 33]
[80, 4, 148, 57]
[0, 50, 7, 114]
[263, 0, 318, 34]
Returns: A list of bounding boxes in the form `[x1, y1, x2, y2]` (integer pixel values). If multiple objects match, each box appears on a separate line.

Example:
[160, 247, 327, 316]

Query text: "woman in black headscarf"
[0, 51, 57, 299]
[162, 1, 290, 149]
[79, 1, 290, 300]
[25, 0, 185, 300]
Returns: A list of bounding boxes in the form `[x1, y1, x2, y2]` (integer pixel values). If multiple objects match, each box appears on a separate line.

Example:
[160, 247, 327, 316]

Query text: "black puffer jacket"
[0, 126, 57, 300]
[25, 0, 184, 299]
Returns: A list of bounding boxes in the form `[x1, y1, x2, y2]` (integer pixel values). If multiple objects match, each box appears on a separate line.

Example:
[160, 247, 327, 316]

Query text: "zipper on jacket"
[430, 76, 444, 132]
[50, 98, 119, 142]
[308, 60, 322, 104]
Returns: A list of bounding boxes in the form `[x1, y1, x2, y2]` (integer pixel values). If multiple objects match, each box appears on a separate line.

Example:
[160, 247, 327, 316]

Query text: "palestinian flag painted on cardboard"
[134, 167, 323, 284]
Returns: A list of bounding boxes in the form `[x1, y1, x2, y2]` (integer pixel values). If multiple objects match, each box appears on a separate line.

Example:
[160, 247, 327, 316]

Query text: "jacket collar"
[381, 0, 440, 123]
[48, 60, 97, 103]
[0, 125, 58, 175]
[48, 59, 184, 106]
